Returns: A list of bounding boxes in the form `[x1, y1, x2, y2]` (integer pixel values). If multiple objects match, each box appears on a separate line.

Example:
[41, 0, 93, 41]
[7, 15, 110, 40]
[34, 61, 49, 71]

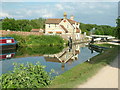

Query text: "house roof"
[67, 19, 76, 24]
[45, 19, 63, 24]
[45, 18, 78, 24]
[76, 28, 80, 33]
[60, 25, 68, 33]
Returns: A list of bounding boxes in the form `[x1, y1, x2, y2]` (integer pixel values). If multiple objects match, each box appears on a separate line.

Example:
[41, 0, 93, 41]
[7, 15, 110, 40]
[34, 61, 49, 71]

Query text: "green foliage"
[5, 34, 26, 46]
[26, 35, 65, 46]
[15, 46, 64, 57]
[0, 21, 2, 30]
[94, 25, 116, 36]
[80, 23, 116, 36]
[30, 18, 45, 29]
[2, 17, 45, 32]
[5, 34, 65, 47]
[116, 18, 120, 39]
[1, 62, 53, 88]
[80, 23, 97, 35]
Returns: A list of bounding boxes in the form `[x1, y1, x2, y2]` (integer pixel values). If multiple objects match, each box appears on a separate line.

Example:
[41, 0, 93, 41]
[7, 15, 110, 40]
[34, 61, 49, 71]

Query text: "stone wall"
[0, 30, 43, 36]
[59, 33, 86, 41]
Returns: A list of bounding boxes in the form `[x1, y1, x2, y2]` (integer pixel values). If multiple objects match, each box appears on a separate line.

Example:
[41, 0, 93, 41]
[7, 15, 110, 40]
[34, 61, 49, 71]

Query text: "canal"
[0, 43, 100, 76]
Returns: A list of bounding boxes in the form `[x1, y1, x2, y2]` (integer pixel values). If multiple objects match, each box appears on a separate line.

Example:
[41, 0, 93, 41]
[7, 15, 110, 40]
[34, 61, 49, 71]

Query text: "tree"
[2, 17, 45, 32]
[116, 16, 120, 39]
[2, 17, 16, 31]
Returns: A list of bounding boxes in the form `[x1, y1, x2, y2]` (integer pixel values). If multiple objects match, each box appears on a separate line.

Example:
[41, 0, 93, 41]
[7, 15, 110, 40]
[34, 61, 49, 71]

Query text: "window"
[56, 31, 62, 34]
[67, 25, 69, 28]
[48, 31, 53, 34]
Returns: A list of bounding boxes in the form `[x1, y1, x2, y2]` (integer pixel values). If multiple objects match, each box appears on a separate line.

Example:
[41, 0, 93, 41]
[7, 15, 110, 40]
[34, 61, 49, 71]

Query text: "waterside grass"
[5, 34, 67, 47]
[47, 44, 119, 88]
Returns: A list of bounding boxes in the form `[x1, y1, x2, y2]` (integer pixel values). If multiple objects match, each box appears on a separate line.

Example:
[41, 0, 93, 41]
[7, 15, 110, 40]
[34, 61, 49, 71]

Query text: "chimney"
[63, 12, 67, 19]
[70, 15, 74, 20]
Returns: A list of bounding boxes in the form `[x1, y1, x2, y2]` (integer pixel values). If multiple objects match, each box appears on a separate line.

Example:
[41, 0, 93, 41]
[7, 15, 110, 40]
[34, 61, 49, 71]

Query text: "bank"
[47, 44, 119, 88]
[5, 34, 67, 47]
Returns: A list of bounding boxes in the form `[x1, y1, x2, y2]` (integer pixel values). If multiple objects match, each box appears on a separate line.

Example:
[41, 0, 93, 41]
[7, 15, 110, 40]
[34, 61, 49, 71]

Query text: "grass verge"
[5, 34, 67, 47]
[47, 44, 119, 88]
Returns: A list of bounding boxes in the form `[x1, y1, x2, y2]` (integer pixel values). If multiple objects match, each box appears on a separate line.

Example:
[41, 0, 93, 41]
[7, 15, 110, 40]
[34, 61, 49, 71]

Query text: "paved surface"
[77, 55, 119, 88]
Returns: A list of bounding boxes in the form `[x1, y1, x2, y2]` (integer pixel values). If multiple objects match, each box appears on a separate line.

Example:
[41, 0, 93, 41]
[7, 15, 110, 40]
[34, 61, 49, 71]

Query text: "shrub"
[1, 62, 53, 88]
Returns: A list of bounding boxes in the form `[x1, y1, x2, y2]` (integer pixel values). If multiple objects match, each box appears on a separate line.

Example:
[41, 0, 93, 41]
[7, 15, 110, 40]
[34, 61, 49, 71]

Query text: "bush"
[1, 62, 53, 88]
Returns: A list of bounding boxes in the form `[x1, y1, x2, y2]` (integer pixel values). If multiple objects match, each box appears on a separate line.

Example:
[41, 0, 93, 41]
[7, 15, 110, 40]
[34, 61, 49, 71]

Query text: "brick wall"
[0, 30, 43, 36]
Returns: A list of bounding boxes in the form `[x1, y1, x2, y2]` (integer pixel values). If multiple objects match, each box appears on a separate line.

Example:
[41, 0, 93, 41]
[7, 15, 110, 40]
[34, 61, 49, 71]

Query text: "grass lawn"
[46, 44, 119, 88]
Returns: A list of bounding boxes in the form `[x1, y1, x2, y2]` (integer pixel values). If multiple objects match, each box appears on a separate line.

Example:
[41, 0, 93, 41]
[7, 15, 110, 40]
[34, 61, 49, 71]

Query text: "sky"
[0, 1, 119, 27]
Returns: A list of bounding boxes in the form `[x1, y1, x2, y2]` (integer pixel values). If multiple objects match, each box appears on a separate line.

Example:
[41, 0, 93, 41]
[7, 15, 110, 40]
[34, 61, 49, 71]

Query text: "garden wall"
[0, 30, 43, 36]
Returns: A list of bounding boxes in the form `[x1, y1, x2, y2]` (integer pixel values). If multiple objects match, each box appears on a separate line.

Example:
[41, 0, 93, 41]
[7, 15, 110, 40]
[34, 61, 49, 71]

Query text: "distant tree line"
[1, 17, 119, 38]
[80, 23, 116, 37]
[116, 16, 120, 39]
[2, 17, 45, 32]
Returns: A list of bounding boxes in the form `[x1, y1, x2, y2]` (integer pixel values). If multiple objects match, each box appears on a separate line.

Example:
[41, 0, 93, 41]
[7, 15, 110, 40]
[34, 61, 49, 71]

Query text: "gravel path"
[77, 55, 119, 88]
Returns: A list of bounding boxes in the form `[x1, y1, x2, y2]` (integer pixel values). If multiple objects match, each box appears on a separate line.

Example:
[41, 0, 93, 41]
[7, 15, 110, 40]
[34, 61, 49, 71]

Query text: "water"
[0, 43, 99, 75]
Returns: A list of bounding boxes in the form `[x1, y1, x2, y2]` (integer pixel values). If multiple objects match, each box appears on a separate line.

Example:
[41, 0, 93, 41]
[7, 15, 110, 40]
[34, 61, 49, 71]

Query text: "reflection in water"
[14, 46, 64, 58]
[0, 46, 64, 60]
[44, 44, 85, 70]
[0, 49, 16, 60]
[88, 45, 104, 53]
[1, 43, 100, 75]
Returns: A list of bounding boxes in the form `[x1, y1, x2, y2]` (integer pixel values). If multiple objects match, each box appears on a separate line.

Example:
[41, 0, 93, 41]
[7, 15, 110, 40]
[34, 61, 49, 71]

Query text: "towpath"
[77, 53, 119, 88]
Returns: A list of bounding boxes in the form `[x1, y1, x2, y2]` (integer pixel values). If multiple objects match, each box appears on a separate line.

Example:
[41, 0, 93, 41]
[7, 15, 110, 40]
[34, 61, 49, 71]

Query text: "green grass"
[46, 44, 119, 88]
[5, 34, 67, 47]
[0, 21, 2, 30]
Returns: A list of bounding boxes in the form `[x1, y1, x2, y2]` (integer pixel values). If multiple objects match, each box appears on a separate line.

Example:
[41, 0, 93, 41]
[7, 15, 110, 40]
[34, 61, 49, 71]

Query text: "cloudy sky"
[1, 1, 119, 26]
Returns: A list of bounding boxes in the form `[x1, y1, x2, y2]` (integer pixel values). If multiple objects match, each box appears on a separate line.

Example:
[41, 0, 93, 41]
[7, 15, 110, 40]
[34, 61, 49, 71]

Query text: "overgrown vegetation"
[2, 17, 45, 32]
[47, 44, 119, 88]
[0, 21, 2, 30]
[1, 62, 53, 88]
[5, 34, 66, 47]
[80, 23, 116, 36]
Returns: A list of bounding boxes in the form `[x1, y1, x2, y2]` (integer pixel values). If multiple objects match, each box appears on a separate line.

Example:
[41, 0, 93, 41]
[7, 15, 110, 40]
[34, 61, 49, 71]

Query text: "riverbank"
[5, 34, 67, 47]
[47, 44, 119, 88]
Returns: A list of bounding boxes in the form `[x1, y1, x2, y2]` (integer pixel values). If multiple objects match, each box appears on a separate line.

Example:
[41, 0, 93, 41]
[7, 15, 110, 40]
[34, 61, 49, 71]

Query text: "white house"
[45, 12, 81, 35]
